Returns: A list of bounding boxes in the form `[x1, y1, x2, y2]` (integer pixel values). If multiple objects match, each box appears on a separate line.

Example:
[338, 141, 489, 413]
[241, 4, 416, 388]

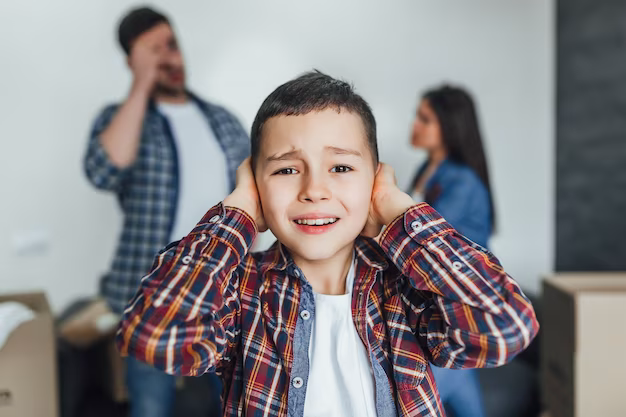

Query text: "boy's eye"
[330, 165, 353, 173]
[274, 168, 298, 175]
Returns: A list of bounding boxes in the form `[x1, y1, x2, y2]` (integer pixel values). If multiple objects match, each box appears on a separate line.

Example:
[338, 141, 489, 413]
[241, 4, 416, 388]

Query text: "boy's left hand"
[361, 163, 416, 238]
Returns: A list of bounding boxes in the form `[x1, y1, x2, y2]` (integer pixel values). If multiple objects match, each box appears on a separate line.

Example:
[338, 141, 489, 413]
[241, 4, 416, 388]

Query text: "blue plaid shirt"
[84, 93, 250, 313]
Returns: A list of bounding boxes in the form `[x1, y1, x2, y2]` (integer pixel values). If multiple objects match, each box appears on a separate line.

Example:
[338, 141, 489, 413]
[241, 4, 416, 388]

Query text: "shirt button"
[182, 255, 192, 265]
[300, 310, 310, 320]
[294, 269, 301, 278]
[411, 220, 423, 233]
[209, 215, 221, 224]
[292, 377, 304, 388]
[452, 261, 463, 270]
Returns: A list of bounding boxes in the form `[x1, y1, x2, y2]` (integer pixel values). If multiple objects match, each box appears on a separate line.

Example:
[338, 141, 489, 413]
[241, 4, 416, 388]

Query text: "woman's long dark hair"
[417, 85, 496, 228]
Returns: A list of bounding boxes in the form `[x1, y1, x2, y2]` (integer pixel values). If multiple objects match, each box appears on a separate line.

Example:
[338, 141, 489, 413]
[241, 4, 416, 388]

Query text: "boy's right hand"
[223, 158, 268, 232]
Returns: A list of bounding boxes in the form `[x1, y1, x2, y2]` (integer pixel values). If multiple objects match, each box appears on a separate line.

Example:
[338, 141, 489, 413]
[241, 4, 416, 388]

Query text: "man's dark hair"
[118, 7, 169, 55]
[251, 70, 379, 168]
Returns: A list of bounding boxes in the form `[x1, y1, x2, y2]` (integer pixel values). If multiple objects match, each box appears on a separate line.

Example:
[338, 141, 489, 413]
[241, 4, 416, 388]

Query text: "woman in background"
[409, 85, 495, 417]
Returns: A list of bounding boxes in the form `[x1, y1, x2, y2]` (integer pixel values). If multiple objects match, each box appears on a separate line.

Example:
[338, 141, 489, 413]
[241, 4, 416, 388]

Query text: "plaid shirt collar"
[259, 238, 390, 289]
[263, 237, 388, 271]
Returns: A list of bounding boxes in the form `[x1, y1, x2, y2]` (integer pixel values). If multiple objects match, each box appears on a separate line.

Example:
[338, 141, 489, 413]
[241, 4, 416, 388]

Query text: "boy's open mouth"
[292, 215, 340, 234]
[294, 218, 338, 226]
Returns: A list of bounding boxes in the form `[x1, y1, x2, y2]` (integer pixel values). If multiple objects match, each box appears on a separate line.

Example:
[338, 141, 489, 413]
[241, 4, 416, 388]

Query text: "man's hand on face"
[361, 163, 416, 238]
[128, 33, 161, 94]
[224, 157, 268, 232]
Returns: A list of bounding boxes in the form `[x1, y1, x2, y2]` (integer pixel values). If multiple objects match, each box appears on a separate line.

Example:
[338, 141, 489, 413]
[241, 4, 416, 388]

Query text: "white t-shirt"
[304, 254, 378, 417]
[157, 101, 230, 243]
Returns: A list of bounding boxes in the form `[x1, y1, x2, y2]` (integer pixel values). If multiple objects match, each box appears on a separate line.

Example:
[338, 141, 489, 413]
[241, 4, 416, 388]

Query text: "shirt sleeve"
[83, 104, 132, 191]
[379, 203, 539, 369]
[116, 203, 258, 376]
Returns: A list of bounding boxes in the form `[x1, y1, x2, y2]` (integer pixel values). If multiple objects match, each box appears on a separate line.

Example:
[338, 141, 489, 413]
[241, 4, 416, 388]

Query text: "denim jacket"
[410, 159, 492, 248]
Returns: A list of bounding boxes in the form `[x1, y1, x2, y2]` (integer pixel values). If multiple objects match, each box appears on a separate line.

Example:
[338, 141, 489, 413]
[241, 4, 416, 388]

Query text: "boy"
[118, 71, 539, 416]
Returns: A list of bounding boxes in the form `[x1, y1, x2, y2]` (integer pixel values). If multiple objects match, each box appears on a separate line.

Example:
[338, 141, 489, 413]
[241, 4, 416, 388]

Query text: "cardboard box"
[57, 298, 182, 405]
[58, 298, 128, 403]
[0, 292, 58, 417]
[59, 298, 118, 348]
[542, 273, 626, 417]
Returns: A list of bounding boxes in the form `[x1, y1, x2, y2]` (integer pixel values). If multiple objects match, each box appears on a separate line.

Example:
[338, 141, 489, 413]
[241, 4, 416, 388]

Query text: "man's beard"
[153, 82, 185, 98]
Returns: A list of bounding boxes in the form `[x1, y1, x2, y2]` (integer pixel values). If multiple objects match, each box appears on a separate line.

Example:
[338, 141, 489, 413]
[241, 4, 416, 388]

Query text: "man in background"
[84, 7, 248, 416]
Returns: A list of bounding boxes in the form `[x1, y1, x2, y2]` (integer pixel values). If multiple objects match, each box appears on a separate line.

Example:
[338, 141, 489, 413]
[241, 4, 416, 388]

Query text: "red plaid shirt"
[118, 202, 538, 416]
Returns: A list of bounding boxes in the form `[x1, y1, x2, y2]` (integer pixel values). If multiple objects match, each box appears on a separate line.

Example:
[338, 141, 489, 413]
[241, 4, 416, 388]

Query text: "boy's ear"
[375, 162, 381, 175]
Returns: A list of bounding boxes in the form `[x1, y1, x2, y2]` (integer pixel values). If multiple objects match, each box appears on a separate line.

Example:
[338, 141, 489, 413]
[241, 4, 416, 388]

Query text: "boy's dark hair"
[118, 7, 169, 55]
[251, 71, 379, 168]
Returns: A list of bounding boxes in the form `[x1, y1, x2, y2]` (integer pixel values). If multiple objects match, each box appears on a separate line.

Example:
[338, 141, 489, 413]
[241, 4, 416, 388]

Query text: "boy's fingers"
[237, 157, 251, 173]
[236, 157, 254, 183]
[378, 163, 397, 185]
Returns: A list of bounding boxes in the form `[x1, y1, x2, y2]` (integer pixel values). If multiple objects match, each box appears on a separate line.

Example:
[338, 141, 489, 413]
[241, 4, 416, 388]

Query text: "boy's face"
[255, 109, 376, 262]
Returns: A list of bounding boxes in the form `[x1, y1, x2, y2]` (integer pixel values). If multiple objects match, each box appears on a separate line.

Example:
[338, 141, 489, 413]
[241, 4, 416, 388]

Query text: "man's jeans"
[126, 357, 176, 417]
[431, 366, 486, 417]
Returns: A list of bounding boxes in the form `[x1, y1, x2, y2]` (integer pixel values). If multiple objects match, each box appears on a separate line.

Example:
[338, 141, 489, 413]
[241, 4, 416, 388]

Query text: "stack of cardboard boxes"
[542, 273, 626, 417]
[0, 292, 58, 417]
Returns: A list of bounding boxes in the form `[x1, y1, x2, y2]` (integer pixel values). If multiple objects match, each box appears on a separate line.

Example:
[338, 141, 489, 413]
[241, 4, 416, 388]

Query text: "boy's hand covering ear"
[224, 157, 268, 232]
[361, 163, 415, 238]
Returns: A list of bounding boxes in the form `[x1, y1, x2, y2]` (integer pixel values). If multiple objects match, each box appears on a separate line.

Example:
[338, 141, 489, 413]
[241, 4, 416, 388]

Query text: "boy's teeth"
[296, 218, 337, 225]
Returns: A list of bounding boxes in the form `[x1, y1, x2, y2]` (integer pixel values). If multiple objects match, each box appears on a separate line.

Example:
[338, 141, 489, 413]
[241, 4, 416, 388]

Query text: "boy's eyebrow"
[266, 149, 303, 162]
[265, 147, 362, 162]
[325, 146, 363, 157]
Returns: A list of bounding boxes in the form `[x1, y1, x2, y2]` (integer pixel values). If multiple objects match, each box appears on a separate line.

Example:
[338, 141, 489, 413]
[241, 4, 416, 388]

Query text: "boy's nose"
[298, 175, 331, 203]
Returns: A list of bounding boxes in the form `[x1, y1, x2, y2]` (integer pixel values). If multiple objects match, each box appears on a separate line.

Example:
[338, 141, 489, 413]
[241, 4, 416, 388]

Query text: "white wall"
[0, 0, 554, 312]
